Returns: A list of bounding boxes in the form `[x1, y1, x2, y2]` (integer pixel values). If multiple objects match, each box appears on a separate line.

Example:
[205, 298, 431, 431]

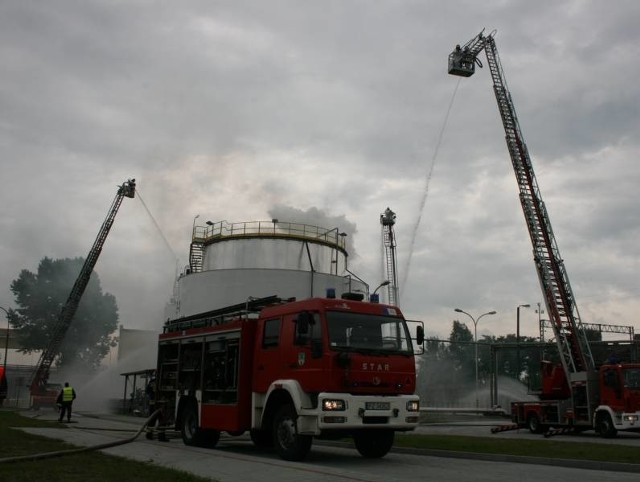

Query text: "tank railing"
[192, 220, 347, 250]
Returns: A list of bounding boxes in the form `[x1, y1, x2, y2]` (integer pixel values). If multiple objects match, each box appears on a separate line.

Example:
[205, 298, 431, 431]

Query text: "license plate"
[365, 402, 390, 410]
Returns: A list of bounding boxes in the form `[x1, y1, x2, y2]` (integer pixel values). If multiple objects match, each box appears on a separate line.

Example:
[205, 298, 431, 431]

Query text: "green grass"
[395, 432, 640, 465]
[0, 410, 214, 482]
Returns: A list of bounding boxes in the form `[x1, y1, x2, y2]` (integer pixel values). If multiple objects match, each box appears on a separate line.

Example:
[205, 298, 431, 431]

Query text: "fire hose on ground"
[0, 409, 162, 464]
[490, 423, 520, 433]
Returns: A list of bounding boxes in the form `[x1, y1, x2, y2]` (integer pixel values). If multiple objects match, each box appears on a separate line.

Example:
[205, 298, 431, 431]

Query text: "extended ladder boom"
[448, 31, 594, 379]
[380, 208, 399, 306]
[30, 179, 136, 392]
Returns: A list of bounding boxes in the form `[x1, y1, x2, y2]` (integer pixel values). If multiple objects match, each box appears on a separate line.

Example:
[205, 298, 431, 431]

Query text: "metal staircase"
[189, 241, 204, 273]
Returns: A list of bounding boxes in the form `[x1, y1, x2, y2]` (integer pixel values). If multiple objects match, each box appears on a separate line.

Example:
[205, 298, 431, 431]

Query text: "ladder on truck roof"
[164, 295, 283, 333]
[448, 30, 595, 378]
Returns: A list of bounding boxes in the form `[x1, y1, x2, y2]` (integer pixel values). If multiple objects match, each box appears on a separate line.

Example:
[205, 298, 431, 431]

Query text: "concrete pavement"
[6, 409, 640, 480]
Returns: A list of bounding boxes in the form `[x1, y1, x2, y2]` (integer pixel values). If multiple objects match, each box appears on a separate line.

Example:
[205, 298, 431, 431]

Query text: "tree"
[448, 320, 474, 377]
[8, 257, 119, 370]
[416, 335, 462, 406]
[488, 333, 544, 384]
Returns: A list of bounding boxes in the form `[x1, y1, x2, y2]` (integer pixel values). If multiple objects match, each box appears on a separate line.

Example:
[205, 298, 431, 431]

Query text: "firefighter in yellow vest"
[56, 382, 76, 422]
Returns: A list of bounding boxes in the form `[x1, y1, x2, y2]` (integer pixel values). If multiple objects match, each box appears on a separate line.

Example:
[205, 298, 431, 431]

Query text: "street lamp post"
[192, 214, 200, 238]
[371, 280, 390, 302]
[0, 306, 9, 370]
[454, 308, 497, 408]
[536, 302, 545, 342]
[516, 304, 530, 379]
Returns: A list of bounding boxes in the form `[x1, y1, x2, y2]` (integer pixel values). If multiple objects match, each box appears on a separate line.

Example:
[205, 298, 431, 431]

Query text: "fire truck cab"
[155, 294, 423, 460]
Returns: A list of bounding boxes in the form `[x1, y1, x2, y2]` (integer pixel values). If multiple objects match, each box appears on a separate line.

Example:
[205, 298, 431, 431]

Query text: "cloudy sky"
[1, 0, 639, 349]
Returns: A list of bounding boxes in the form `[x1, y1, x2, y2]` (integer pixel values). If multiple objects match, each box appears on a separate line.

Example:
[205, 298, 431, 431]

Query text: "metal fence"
[193, 220, 347, 250]
[416, 339, 639, 410]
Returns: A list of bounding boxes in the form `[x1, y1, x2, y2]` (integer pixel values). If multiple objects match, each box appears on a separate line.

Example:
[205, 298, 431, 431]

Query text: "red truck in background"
[512, 360, 640, 436]
[154, 293, 424, 461]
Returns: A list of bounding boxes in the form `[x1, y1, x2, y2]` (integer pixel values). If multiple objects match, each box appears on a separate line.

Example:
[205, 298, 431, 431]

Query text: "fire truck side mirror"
[416, 325, 425, 346]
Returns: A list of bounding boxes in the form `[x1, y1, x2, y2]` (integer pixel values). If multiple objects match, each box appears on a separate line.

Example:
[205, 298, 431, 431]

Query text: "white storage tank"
[165, 220, 367, 319]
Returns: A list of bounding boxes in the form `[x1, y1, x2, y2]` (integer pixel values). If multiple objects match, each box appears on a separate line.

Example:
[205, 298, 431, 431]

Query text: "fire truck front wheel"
[353, 429, 394, 458]
[181, 402, 220, 448]
[273, 404, 312, 461]
[595, 411, 617, 438]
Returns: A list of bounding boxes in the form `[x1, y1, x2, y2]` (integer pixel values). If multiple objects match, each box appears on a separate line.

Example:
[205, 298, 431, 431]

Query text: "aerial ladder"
[448, 30, 598, 422]
[380, 207, 399, 306]
[30, 179, 136, 399]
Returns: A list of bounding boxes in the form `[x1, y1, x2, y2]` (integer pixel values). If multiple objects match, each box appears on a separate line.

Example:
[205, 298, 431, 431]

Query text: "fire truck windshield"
[326, 311, 414, 355]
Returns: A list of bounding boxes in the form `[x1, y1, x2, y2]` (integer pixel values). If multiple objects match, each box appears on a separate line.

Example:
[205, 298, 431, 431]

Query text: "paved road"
[10, 411, 640, 482]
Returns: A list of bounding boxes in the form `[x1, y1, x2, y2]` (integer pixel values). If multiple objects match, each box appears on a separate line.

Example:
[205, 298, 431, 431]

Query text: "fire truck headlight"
[406, 400, 420, 412]
[322, 399, 346, 411]
[623, 414, 639, 423]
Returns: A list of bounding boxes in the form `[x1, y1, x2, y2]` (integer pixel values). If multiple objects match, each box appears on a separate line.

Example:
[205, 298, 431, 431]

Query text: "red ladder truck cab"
[155, 294, 423, 461]
[596, 363, 640, 435]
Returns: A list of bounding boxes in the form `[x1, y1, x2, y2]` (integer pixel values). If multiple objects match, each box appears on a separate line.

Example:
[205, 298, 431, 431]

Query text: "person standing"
[57, 382, 76, 422]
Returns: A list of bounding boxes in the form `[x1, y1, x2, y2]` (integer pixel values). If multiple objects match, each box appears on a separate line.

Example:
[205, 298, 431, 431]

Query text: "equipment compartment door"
[253, 317, 283, 393]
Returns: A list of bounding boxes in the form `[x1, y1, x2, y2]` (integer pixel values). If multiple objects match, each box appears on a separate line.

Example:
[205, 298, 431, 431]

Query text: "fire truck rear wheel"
[273, 404, 312, 461]
[181, 402, 220, 448]
[353, 429, 394, 458]
[527, 413, 543, 434]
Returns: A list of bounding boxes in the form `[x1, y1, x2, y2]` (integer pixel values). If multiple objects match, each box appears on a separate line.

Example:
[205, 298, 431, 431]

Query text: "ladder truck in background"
[448, 30, 640, 436]
[30, 179, 136, 408]
[380, 208, 399, 306]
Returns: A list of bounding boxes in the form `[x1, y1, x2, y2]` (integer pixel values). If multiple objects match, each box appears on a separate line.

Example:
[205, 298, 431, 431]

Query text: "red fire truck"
[155, 293, 423, 460]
